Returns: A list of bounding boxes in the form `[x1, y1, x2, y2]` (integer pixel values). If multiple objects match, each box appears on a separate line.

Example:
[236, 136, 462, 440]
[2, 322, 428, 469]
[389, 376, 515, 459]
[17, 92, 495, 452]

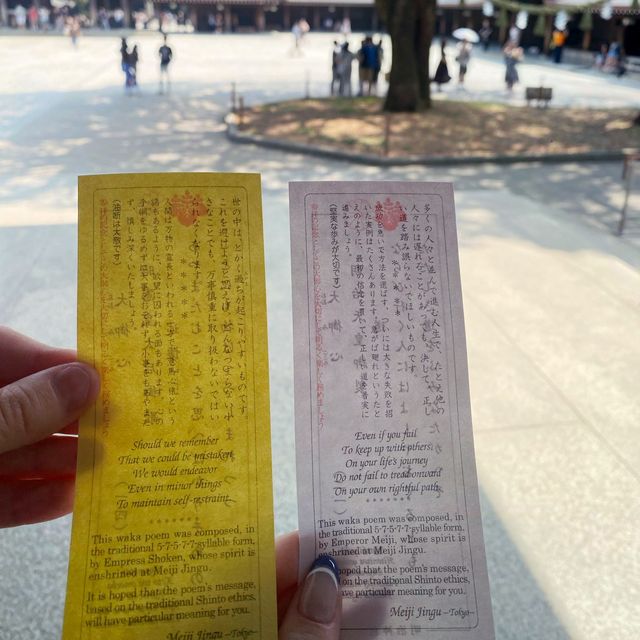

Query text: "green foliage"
[534, 13, 546, 36]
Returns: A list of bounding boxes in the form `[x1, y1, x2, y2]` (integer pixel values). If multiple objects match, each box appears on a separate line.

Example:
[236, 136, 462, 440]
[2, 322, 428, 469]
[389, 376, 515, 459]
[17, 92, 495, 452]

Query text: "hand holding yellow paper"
[64, 174, 276, 639]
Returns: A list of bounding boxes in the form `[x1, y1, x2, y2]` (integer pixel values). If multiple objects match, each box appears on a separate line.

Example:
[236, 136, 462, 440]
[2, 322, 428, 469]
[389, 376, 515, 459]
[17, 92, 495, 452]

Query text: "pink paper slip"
[290, 182, 494, 639]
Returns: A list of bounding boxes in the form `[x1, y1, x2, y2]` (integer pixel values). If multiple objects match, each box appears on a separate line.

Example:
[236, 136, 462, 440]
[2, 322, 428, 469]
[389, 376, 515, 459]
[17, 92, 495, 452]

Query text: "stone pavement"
[0, 32, 638, 640]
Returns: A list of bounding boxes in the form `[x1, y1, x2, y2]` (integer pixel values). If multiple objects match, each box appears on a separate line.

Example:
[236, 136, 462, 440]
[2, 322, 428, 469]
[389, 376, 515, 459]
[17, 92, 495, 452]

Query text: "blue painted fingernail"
[299, 555, 340, 623]
[309, 554, 340, 585]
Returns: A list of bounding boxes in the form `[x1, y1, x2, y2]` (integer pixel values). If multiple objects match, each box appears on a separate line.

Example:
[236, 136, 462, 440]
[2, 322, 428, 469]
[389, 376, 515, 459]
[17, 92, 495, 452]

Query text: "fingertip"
[298, 555, 340, 624]
[52, 362, 100, 413]
[279, 553, 341, 638]
[276, 531, 300, 624]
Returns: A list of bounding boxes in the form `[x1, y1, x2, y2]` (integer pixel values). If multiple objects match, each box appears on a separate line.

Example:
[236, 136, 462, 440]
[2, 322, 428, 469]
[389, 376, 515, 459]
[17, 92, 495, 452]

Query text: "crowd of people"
[4, 4, 194, 33]
[432, 38, 477, 92]
[431, 31, 526, 94]
[7, 2, 83, 33]
[330, 36, 383, 97]
[118, 35, 174, 94]
[6, 8, 635, 101]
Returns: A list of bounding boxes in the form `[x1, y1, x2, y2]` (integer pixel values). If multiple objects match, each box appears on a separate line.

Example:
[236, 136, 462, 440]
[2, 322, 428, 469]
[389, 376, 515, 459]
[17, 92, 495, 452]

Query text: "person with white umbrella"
[452, 28, 479, 86]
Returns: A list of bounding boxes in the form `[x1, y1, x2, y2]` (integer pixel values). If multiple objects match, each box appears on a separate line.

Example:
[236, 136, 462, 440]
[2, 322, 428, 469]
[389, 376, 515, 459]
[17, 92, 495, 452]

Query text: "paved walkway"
[0, 32, 638, 640]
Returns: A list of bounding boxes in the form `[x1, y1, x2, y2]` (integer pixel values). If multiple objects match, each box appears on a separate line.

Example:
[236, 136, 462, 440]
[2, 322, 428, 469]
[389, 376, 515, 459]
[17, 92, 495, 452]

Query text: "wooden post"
[231, 82, 237, 113]
[256, 6, 265, 32]
[619, 149, 638, 236]
[383, 113, 391, 157]
[304, 70, 310, 99]
[122, 0, 131, 28]
[224, 6, 231, 32]
[238, 97, 245, 129]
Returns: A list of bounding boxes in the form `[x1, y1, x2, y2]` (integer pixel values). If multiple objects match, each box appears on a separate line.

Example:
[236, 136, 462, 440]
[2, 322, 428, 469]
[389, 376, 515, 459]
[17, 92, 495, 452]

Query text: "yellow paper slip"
[64, 173, 277, 640]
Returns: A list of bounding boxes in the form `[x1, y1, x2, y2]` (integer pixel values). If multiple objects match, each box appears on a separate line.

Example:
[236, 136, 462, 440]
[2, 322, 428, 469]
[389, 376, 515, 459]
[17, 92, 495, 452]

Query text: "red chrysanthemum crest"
[169, 192, 208, 226]
[375, 197, 406, 230]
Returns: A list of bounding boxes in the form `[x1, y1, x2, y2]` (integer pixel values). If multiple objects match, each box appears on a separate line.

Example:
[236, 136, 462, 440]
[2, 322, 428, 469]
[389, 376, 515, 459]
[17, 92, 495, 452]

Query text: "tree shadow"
[1, 82, 638, 262]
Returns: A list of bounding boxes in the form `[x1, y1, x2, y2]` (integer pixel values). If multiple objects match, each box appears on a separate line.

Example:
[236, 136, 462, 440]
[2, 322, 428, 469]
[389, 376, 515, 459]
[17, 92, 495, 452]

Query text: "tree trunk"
[382, 0, 435, 112]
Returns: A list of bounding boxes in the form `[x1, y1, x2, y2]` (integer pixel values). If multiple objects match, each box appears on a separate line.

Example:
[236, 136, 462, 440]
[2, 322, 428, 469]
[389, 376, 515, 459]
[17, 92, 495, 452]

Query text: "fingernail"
[52, 364, 97, 412]
[298, 555, 340, 624]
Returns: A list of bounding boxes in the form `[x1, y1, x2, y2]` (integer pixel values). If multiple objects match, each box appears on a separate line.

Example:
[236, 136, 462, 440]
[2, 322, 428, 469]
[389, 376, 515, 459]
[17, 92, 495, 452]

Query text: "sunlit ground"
[0, 32, 639, 639]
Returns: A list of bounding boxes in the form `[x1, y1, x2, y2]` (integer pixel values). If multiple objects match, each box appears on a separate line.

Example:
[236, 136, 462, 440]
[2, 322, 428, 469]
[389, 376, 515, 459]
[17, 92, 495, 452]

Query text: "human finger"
[0, 476, 75, 528]
[0, 362, 99, 455]
[0, 326, 76, 386]
[0, 434, 78, 480]
[276, 531, 300, 625]
[278, 555, 341, 640]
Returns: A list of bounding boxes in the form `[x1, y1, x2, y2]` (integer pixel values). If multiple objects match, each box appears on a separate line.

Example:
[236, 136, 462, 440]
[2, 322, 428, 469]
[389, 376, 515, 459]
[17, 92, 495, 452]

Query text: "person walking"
[615, 46, 627, 77]
[292, 20, 302, 53]
[14, 3, 27, 29]
[433, 39, 451, 91]
[27, 3, 38, 30]
[337, 42, 355, 97]
[158, 35, 173, 94]
[503, 41, 522, 92]
[551, 28, 566, 64]
[128, 44, 140, 91]
[456, 39, 472, 86]
[38, 5, 50, 30]
[69, 17, 80, 47]
[120, 37, 130, 92]
[372, 37, 384, 95]
[357, 36, 377, 97]
[356, 37, 366, 96]
[291, 19, 308, 56]
[480, 19, 492, 51]
[595, 43, 608, 70]
[330, 40, 341, 96]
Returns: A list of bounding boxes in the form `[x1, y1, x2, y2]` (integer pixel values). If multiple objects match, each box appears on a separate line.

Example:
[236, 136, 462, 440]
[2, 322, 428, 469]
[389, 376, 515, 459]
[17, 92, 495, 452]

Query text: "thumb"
[279, 555, 342, 640]
[0, 363, 99, 455]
